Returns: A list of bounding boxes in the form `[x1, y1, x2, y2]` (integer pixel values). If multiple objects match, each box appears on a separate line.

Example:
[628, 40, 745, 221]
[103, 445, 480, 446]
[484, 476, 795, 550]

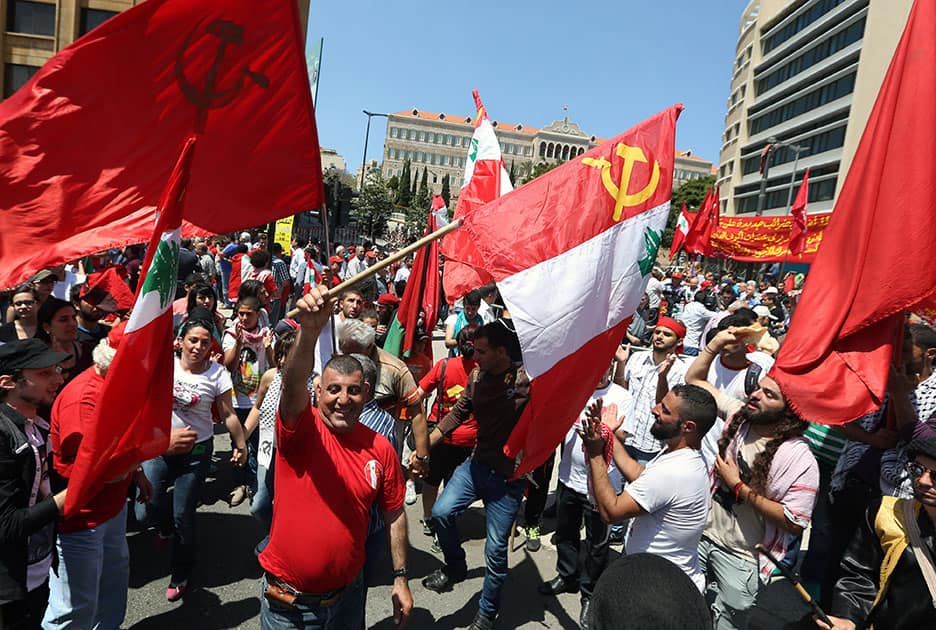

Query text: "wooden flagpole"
[285, 218, 462, 319]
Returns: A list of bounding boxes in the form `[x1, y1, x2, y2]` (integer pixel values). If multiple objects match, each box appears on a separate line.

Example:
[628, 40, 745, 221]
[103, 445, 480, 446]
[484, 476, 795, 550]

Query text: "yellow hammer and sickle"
[582, 143, 660, 221]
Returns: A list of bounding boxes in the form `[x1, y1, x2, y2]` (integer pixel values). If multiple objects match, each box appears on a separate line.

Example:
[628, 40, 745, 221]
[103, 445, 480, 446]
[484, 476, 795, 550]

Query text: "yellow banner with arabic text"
[709, 212, 831, 263]
[273, 216, 294, 253]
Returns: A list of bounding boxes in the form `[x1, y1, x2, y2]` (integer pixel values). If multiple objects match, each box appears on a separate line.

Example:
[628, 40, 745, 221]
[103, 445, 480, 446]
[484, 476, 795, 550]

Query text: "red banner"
[709, 212, 832, 263]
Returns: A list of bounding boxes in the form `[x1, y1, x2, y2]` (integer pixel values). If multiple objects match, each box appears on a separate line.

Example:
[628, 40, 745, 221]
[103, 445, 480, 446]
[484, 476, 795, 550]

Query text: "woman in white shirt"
[135, 317, 246, 603]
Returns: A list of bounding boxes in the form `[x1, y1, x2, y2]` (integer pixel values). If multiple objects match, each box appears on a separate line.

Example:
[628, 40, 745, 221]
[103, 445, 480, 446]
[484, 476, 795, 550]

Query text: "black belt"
[265, 572, 345, 608]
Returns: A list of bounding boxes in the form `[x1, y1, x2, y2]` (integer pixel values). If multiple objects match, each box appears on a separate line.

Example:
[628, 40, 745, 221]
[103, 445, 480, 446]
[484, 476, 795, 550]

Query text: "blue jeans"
[354, 529, 387, 630]
[220, 268, 232, 306]
[43, 504, 129, 630]
[431, 459, 526, 616]
[259, 572, 364, 630]
[135, 441, 213, 584]
[683, 347, 700, 356]
[251, 453, 276, 529]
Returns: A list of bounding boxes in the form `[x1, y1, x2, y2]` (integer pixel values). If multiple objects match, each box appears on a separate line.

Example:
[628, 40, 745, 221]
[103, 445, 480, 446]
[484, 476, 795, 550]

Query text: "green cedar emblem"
[469, 137, 479, 162]
[639, 227, 662, 277]
[140, 238, 180, 310]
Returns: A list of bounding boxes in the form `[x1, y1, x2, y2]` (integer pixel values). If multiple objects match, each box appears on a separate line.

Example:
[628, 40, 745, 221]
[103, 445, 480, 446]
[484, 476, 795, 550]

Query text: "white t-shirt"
[558, 383, 630, 495]
[394, 266, 411, 284]
[645, 277, 664, 309]
[51, 268, 84, 301]
[700, 351, 775, 469]
[172, 359, 233, 442]
[222, 327, 270, 409]
[679, 301, 717, 349]
[625, 447, 711, 591]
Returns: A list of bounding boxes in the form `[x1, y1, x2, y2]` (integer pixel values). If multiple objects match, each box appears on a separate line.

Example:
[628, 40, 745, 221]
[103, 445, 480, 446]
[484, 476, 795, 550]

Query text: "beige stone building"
[717, 0, 913, 216]
[381, 108, 716, 195]
[380, 108, 604, 192]
[1, 0, 311, 97]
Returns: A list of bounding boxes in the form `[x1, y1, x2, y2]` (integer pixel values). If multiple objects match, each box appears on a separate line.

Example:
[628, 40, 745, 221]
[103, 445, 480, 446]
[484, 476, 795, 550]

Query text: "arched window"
[561, 145, 570, 160]
[539, 142, 546, 158]
[547, 143, 554, 158]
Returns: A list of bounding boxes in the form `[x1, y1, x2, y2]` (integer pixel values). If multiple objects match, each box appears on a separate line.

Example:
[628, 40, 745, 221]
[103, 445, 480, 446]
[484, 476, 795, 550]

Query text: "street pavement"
[122, 334, 602, 629]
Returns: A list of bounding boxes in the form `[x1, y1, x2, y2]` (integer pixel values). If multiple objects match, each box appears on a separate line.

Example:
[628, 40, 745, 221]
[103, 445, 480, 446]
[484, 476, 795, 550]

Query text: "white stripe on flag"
[498, 202, 669, 379]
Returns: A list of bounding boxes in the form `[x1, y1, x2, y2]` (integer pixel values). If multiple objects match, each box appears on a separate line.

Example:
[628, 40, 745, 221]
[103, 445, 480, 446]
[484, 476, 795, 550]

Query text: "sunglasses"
[907, 461, 936, 480]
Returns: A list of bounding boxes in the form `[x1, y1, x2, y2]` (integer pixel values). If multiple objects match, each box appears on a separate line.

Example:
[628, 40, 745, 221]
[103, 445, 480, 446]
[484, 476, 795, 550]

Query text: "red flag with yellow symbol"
[456, 105, 682, 476]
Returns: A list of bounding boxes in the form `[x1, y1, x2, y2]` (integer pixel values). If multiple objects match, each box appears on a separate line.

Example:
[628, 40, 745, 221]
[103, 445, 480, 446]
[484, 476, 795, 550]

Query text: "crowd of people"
[0, 231, 934, 630]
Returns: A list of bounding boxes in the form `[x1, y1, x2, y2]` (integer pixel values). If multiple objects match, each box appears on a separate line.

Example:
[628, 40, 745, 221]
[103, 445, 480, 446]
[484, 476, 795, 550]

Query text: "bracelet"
[733, 481, 746, 503]
[414, 453, 430, 463]
[703, 345, 718, 355]
[392, 567, 408, 578]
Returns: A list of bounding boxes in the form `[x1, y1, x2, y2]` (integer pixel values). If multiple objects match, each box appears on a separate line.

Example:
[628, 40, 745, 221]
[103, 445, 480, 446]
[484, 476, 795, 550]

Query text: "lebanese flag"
[788, 169, 810, 255]
[457, 105, 681, 475]
[64, 137, 195, 517]
[0, 0, 322, 288]
[440, 90, 513, 303]
[669, 202, 691, 259]
[683, 187, 715, 256]
[771, 0, 936, 425]
[385, 198, 443, 359]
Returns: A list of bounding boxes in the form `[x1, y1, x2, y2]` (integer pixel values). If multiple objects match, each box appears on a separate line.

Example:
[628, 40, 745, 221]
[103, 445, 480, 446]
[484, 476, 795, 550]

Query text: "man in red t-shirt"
[415, 326, 478, 535]
[45, 325, 153, 629]
[259, 286, 412, 629]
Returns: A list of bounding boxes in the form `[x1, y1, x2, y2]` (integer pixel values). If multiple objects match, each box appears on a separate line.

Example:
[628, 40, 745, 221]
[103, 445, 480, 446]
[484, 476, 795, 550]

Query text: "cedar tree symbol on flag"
[669, 202, 691, 259]
[457, 105, 682, 476]
[771, 0, 936, 425]
[440, 90, 513, 303]
[788, 169, 810, 256]
[384, 197, 443, 359]
[63, 137, 196, 517]
[0, 0, 322, 288]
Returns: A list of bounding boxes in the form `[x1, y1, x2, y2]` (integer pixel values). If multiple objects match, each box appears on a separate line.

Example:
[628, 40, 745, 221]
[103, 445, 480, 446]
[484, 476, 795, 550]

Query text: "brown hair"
[717, 408, 808, 495]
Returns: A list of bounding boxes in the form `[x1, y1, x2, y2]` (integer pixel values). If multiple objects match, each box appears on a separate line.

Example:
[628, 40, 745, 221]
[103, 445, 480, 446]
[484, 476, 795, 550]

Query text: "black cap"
[0, 339, 71, 371]
[907, 438, 936, 462]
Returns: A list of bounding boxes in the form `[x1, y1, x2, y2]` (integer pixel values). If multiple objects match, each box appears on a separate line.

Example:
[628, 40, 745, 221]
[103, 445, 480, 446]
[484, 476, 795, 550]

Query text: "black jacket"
[829, 495, 936, 629]
[0, 403, 58, 604]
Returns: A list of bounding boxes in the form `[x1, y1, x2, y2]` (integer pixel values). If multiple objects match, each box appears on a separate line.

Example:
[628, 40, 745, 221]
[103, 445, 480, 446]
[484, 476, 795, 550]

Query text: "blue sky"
[308, 1, 748, 176]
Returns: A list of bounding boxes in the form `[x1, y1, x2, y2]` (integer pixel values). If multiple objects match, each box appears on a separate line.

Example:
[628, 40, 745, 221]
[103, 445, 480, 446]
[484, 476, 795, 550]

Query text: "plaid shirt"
[271, 256, 290, 290]
[359, 400, 398, 538]
[621, 351, 688, 453]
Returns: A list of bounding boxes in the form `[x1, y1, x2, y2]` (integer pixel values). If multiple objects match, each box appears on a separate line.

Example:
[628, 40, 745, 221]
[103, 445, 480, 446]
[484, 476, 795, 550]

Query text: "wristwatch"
[392, 567, 408, 578]
[414, 453, 430, 464]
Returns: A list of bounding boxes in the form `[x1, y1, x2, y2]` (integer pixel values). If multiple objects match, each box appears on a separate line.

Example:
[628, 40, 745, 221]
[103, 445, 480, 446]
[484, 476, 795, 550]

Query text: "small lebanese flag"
[64, 137, 195, 517]
[440, 90, 513, 302]
[459, 106, 682, 476]
[431, 194, 449, 228]
[669, 201, 690, 259]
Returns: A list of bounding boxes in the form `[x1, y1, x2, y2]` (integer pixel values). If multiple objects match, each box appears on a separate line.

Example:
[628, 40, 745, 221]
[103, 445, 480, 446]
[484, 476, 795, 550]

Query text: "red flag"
[64, 137, 195, 516]
[771, 0, 936, 425]
[440, 90, 512, 303]
[0, 0, 322, 288]
[683, 187, 715, 256]
[788, 169, 810, 255]
[384, 197, 442, 358]
[669, 202, 691, 259]
[455, 105, 681, 476]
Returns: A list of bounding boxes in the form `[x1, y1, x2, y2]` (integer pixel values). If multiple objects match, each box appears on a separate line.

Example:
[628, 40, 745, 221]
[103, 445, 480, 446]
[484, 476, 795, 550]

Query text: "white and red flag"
[457, 105, 681, 475]
[64, 137, 195, 516]
[440, 90, 513, 302]
[669, 201, 691, 259]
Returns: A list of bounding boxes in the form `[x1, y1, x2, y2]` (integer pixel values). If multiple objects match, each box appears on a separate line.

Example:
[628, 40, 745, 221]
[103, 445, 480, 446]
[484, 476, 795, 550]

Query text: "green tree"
[387, 174, 400, 197]
[440, 174, 451, 207]
[509, 161, 516, 183]
[414, 168, 430, 211]
[663, 175, 717, 250]
[396, 160, 412, 207]
[352, 167, 394, 241]
[411, 167, 419, 199]
[520, 160, 561, 185]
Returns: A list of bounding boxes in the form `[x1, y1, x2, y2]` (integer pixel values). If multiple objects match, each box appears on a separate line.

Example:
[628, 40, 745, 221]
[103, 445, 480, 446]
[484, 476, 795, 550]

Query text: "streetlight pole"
[755, 139, 776, 216]
[360, 110, 389, 190]
[784, 143, 809, 212]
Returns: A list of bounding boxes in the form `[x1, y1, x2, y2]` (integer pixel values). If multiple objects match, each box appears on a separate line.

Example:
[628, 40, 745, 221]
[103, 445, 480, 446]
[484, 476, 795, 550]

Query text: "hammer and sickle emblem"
[582, 144, 660, 221]
[175, 19, 270, 133]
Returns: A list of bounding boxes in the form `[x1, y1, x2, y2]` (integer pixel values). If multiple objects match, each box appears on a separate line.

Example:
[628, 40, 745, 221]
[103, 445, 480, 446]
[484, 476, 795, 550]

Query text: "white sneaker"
[405, 480, 417, 505]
